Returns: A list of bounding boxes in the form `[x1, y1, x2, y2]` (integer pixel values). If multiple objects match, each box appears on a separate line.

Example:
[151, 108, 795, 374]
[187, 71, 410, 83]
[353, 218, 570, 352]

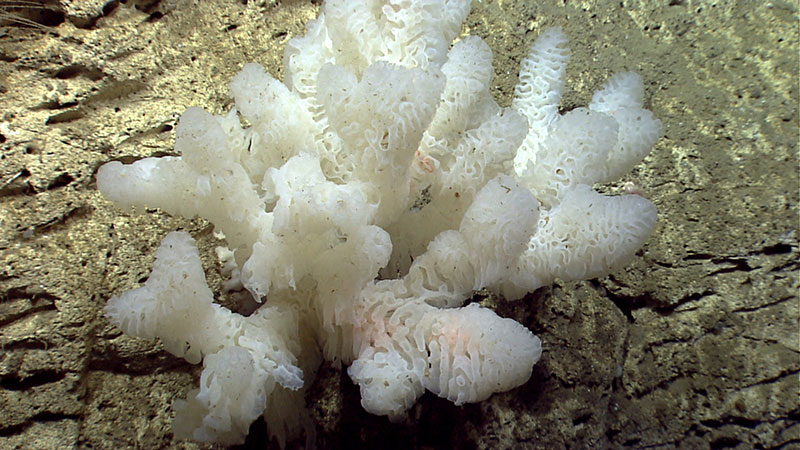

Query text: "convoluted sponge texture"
[501, 185, 657, 298]
[423, 303, 542, 405]
[97, 0, 661, 446]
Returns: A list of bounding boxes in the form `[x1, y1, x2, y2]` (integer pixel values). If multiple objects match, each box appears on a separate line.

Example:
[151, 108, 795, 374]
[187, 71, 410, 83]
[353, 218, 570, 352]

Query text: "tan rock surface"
[1, 1, 796, 449]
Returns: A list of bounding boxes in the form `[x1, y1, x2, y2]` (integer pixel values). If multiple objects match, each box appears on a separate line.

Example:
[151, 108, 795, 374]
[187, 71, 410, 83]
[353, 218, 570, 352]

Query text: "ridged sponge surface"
[97, 0, 660, 446]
